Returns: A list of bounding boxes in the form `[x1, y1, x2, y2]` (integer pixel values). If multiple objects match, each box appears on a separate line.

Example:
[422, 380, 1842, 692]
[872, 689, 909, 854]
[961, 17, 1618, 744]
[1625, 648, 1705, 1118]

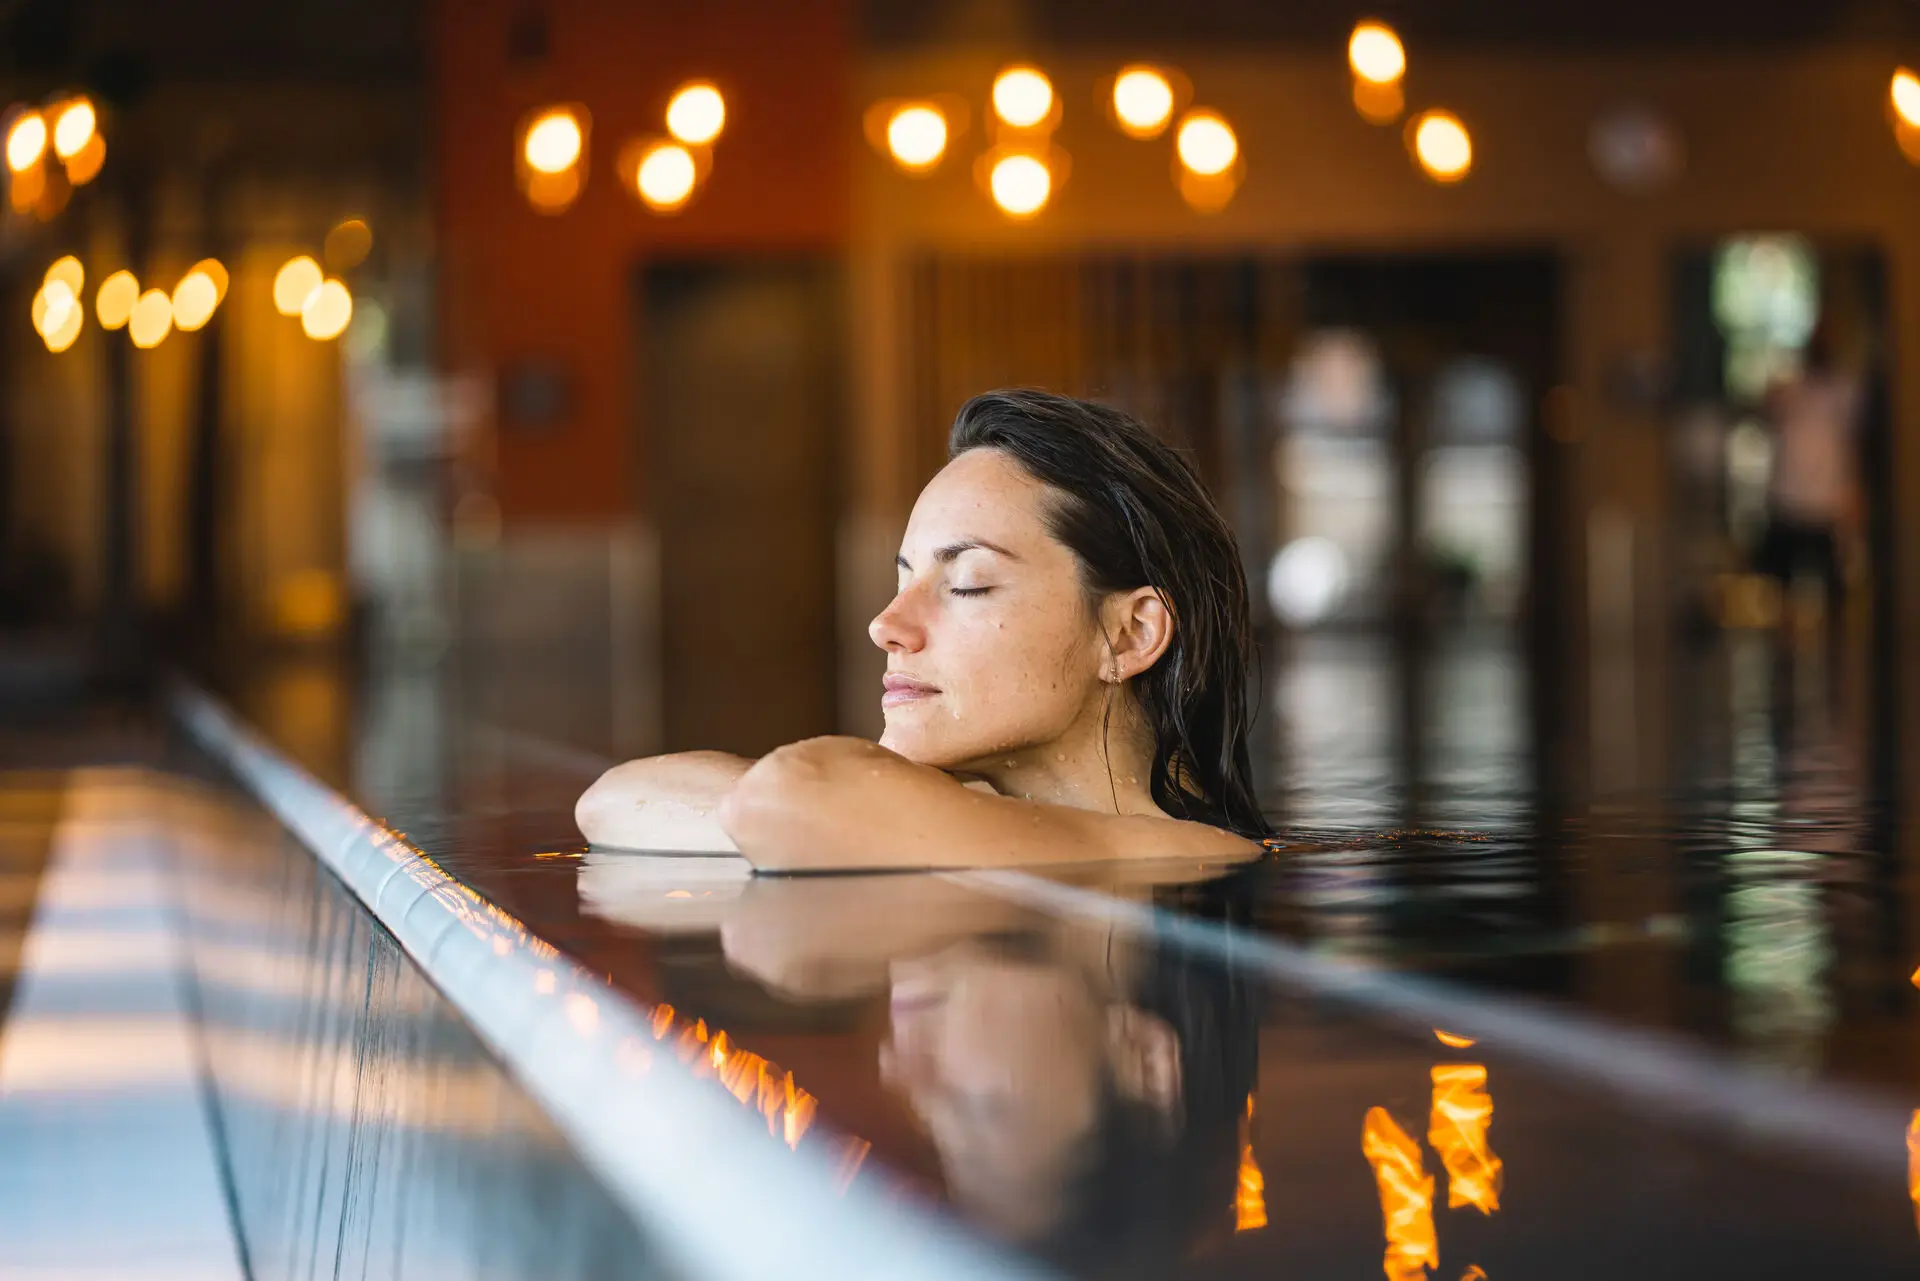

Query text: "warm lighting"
[1907, 1110, 1919, 1235]
[1894, 69, 1920, 129]
[526, 167, 583, 213]
[648, 1001, 828, 1152]
[63, 131, 105, 184]
[1113, 65, 1174, 138]
[989, 151, 1052, 217]
[33, 280, 82, 353]
[324, 218, 372, 270]
[1430, 1064, 1503, 1215]
[51, 98, 95, 159]
[1434, 1029, 1476, 1049]
[171, 268, 221, 332]
[1349, 21, 1407, 85]
[1177, 110, 1238, 176]
[666, 82, 726, 146]
[635, 141, 698, 211]
[96, 270, 138, 329]
[992, 65, 1054, 129]
[129, 288, 173, 349]
[43, 255, 83, 296]
[273, 255, 324, 316]
[6, 110, 46, 172]
[886, 103, 948, 172]
[524, 108, 584, 174]
[301, 278, 353, 340]
[1354, 78, 1405, 125]
[31, 280, 76, 339]
[1413, 109, 1473, 182]
[1362, 1107, 1438, 1281]
[1235, 1094, 1267, 1232]
[8, 160, 43, 212]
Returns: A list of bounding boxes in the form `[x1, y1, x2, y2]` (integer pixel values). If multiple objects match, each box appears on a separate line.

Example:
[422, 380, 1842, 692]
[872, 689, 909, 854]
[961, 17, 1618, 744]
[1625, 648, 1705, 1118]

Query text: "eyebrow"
[895, 539, 1021, 571]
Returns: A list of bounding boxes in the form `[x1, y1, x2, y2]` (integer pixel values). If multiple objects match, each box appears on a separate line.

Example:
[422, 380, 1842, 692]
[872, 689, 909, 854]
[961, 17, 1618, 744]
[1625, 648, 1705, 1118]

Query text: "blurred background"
[4, 0, 1920, 832]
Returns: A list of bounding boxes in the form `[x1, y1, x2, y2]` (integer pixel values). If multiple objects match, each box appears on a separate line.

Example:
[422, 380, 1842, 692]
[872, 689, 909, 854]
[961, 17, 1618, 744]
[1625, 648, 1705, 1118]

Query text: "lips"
[882, 673, 940, 708]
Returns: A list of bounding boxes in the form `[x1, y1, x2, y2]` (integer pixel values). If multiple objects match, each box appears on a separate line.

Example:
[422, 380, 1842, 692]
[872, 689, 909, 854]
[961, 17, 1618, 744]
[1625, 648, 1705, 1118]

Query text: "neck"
[969, 693, 1162, 816]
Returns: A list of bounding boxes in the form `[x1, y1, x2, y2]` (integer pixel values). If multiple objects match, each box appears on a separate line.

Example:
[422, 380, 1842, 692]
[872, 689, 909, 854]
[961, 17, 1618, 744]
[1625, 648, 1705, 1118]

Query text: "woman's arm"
[575, 751, 755, 852]
[716, 736, 1258, 872]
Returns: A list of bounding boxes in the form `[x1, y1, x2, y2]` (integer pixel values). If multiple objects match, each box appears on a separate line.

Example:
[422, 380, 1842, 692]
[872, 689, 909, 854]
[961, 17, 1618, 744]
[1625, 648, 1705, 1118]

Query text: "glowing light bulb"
[52, 99, 95, 159]
[6, 111, 46, 172]
[129, 288, 173, 349]
[989, 152, 1051, 217]
[1113, 66, 1174, 138]
[524, 109, 584, 174]
[1894, 68, 1920, 129]
[636, 142, 698, 211]
[666, 82, 726, 146]
[301, 279, 353, 341]
[1349, 22, 1407, 85]
[886, 103, 948, 172]
[172, 269, 220, 332]
[43, 255, 83, 296]
[31, 280, 76, 339]
[273, 255, 324, 316]
[1177, 110, 1238, 176]
[1413, 109, 1472, 182]
[96, 270, 138, 329]
[992, 66, 1054, 129]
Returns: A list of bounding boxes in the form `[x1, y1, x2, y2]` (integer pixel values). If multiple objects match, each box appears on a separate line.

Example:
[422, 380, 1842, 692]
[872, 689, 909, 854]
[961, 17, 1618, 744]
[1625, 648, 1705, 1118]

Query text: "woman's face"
[871, 448, 1106, 769]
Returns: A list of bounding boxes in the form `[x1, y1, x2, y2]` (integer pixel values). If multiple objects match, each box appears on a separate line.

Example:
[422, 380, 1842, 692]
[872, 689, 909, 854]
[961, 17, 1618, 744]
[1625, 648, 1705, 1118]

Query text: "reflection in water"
[1429, 1064, 1502, 1214]
[1362, 1106, 1439, 1281]
[1236, 1093, 1267, 1232]
[1434, 1029, 1476, 1049]
[646, 1002, 830, 1157]
[1461, 1267, 1487, 1280]
[1908, 1111, 1920, 1235]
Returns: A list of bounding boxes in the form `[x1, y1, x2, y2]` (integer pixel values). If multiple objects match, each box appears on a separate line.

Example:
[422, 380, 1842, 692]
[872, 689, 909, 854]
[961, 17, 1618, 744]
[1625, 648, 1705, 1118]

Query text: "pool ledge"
[170, 682, 1049, 1281]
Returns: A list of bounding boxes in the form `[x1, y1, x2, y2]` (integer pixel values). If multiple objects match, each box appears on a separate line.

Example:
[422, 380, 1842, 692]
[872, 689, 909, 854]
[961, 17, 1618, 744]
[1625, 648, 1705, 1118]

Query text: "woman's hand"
[575, 751, 755, 852]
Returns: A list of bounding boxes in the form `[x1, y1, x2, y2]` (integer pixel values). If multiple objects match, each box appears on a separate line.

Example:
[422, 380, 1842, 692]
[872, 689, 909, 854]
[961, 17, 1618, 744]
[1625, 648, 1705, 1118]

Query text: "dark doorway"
[642, 260, 842, 755]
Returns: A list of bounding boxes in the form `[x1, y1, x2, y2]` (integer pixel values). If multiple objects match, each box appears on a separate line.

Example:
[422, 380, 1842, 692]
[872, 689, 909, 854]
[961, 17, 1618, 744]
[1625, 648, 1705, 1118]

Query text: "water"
[200, 626, 1920, 1278]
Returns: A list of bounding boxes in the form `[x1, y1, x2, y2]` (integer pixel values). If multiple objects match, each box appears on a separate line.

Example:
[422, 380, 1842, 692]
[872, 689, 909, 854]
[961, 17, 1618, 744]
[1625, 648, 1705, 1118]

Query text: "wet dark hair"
[950, 389, 1271, 839]
[1032, 868, 1262, 1278]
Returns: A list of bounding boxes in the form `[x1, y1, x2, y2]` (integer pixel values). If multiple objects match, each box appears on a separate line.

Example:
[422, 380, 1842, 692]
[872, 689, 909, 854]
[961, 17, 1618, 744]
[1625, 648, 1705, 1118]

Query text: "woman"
[576, 388, 1274, 870]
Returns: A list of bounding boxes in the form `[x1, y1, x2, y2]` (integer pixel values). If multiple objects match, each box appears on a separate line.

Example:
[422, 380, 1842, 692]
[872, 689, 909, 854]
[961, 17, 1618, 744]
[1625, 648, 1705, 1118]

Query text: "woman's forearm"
[575, 751, 755, 852]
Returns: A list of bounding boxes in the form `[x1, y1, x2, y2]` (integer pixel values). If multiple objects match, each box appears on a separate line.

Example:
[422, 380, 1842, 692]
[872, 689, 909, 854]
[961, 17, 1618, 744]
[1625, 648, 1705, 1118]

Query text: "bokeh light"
[6, 111, 46, 172]
[324, 218, 373, 270]
[1353, 78, 1405, 125]
[51, 99, 95, 159]
[992, 66, 1054, 129]
[525, 167, 582, 213]
[43, 255, 83, 296]
[1113, 66, 1175, 138]
[96, 270, 138, 329]
[63, 131, 105, 184]
[129, 288, 174, 349]
[1176, 110, 1238, 176]
[1893, 68, 1920, 129]
[989, 152, 1051, 217]
[273, 255, 324, 316]
[1412, 109, 1473, 182]
[31, 279, 76, 340]
[172, 268, 221, 332]
[636, 142, 698, 211]
[43, 297, 83, 351]
[301, 279, 354, 341]
[524, 108, 584, 174]
[1349, 22, 1407, 85]
[886, 103, 948, 172]
[666, 82, 726, 146]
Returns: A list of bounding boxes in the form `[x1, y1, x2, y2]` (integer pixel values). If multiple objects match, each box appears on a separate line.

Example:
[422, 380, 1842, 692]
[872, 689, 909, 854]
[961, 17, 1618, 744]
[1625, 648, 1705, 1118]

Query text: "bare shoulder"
[1093, 809, 1265, 864]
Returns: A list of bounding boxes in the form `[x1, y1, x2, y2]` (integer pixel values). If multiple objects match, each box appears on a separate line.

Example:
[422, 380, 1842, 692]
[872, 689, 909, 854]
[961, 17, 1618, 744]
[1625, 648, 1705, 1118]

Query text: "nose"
[868, 584, 926, 654]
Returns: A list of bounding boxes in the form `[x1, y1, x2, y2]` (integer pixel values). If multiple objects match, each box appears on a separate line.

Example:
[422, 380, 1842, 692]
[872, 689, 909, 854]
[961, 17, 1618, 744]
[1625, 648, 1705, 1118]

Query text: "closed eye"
[948, 586, 994, 598]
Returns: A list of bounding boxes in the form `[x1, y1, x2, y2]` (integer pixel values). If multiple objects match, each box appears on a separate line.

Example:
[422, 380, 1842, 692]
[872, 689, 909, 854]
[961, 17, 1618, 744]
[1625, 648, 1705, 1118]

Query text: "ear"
[1099, 587, 1175, 684]
[1106, 1005, 1182, 1118]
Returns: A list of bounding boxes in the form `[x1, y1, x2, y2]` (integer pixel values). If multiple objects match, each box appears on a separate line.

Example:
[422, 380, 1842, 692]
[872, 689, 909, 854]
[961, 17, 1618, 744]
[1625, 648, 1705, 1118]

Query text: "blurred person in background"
[1756, 320, 1861, 679]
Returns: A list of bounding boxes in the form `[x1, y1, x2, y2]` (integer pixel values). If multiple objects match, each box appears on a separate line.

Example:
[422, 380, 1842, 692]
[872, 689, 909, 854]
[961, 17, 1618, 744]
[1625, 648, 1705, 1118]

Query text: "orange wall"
[432, 0, 851, 520]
